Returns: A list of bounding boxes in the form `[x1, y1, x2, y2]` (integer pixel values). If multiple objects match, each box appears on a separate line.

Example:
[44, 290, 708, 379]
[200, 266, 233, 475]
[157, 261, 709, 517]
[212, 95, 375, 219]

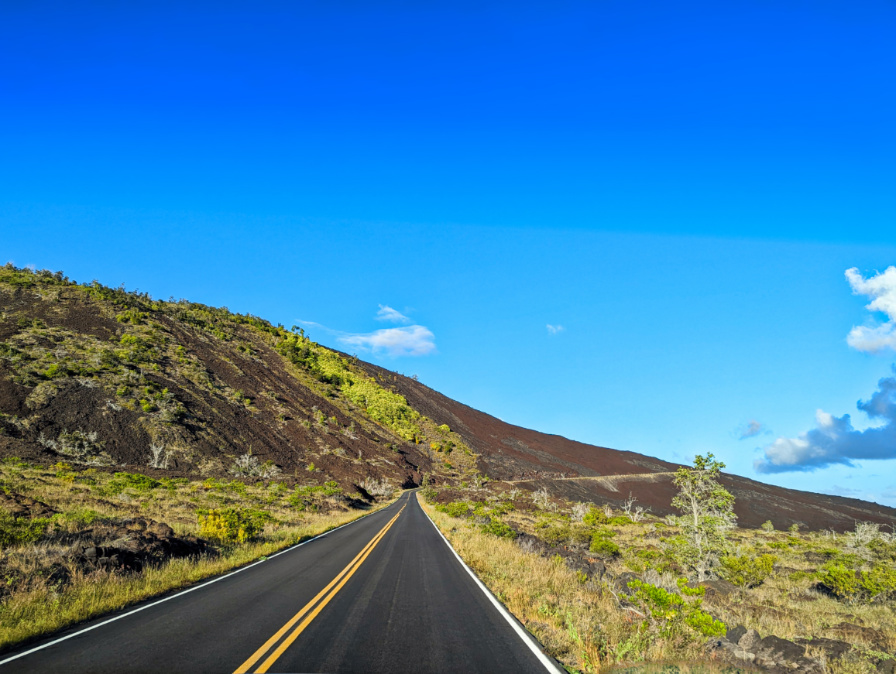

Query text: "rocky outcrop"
[69, 517, 208, 572]
[0, 491, 57, 518]
[709, 625, 893, 673]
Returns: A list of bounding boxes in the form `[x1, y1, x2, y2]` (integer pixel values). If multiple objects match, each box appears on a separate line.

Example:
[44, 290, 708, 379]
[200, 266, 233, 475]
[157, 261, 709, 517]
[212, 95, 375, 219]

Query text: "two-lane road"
[1, 491, 560, 673]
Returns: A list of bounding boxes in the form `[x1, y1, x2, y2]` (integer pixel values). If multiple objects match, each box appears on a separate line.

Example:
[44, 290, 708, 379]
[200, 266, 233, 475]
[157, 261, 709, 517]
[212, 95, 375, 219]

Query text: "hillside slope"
[2, 264, 894, 531]
[0, 266, 479, 494]
[358, 362, 896, 532]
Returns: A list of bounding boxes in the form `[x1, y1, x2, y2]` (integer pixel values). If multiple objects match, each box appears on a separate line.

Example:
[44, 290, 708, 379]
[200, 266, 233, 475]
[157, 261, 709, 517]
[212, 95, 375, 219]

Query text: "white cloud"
[754, 368, 896, 473]
[738, 419, 765, 440]
[845, 266, 896, 353]
[340, 325, 436, 357]
[375, 305, 411, 324]
[298, 305, 435, 358]
[546, 324, 565, 335]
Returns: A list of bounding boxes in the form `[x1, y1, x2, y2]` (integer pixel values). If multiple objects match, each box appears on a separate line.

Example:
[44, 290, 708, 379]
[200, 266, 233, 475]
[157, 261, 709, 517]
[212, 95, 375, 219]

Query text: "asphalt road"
[1, 491, 559, 673]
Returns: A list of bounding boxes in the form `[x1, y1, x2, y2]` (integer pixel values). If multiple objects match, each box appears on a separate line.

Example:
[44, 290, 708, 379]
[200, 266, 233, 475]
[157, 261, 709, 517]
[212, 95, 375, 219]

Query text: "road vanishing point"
[0, 491, 561, 673]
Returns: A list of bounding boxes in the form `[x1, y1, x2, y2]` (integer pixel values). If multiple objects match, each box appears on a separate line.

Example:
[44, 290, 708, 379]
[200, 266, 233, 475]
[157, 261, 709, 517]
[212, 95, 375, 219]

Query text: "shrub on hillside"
[818, 562, 896, 603]
[869, 537, 896, 563]
[537, 521, 572, 547]
[481, 519, 517, 539]
[582, 506, 608, 527]
[859, 564, 896, 601]
[589, 531, 620, 557]
[626, 579, 726, 638]
[197, 507, 268, 544]
[288, 482, 342, 511]
[105, 472, 161, 496]
[719, 553, 777, 588]
[0, 511, 51, 547]
[438, 501, 471, 518]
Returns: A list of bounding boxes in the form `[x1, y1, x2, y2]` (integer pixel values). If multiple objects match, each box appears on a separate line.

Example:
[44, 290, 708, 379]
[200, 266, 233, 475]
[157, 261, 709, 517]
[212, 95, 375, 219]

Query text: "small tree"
[669, 453, 736, 581]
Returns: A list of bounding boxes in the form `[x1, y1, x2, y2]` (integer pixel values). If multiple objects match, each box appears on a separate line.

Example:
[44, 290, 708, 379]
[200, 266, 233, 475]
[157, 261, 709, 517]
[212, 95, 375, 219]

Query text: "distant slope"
[358, 361, 896, 532]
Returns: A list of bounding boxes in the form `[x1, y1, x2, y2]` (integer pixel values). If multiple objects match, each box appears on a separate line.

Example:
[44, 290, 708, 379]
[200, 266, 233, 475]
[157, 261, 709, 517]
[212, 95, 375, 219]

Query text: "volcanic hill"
[1, 265, 894, 531]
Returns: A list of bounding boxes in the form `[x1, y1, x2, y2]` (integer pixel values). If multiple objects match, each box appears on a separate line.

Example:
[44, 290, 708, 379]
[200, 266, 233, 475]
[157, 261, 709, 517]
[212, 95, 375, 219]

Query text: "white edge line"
[416, 494, 564, 674]
[0, 494, 406, 668]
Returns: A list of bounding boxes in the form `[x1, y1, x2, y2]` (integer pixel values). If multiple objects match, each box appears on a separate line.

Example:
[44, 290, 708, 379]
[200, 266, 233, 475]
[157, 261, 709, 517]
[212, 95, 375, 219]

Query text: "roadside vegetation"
[0, 457, 395, 651]
[2, 265, 895, 671]
[420, 455, 896, 674]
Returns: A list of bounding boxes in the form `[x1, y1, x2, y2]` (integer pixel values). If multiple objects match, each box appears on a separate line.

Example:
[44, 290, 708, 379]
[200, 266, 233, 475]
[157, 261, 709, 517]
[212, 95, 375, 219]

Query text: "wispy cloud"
[298, 306, 436, 358]
[375, 305, 411, 324]
[340, 325, 436, 357]
[738, 419, 765, 440]
[846, 266, 896, 353]
[546, 324, 565, 335]
[754, 367, 896, 473]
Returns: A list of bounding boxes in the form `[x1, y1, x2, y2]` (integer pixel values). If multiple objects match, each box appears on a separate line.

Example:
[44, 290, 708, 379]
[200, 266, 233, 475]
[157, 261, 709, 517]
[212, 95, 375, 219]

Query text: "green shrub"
[719, 553, 777, 588]
[589, 533, 620, 557]
[626, 579, 726, 638]
[481, 519, 517, 539]
[676, 577, 706, 597]
[859, 564, 896, 601]
[684, 609, 728, 637]
[57, 508, 105, 527]
[116, 310, 147, 325]
[225, 480, 248, 496]
[819, 563, 859, 601]
[831, 552, 863, 568]
[787, 570, 812, 582]
[44, 363, 66, 379]
[868, 538, 896, 563]
[635, 548, 660, 562]
[568, 526, 593, 548]
[107, 472, 161, 495]
[197, 507, 268, 543]
[160, 477, 188, 493]
[812, 547, 841, 559]
[821, 563, 896, 603]
[288, 481, 343, 510]
[438, 501, 471, 518]
[538, 523, 572, 547]
[0, 511, 51, 547]
[582, 507, 608, 527]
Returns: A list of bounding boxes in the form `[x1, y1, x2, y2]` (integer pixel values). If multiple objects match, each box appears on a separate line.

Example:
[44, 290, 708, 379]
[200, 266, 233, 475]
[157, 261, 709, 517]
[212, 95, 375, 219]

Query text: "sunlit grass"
[0, 462, 394, 651]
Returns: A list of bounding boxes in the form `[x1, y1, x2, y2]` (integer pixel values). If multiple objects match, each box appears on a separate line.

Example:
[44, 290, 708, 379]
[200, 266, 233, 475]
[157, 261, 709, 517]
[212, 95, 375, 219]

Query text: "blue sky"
[2, 2, 896, 505]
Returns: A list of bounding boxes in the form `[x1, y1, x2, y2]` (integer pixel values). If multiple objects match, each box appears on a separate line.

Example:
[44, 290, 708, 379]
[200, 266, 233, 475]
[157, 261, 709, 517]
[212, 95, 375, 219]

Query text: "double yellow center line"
[234, 502, 406, 674]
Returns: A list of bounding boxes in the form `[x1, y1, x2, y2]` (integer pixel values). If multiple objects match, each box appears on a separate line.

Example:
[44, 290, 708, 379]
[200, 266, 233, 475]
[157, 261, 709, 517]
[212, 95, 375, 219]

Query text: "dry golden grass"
[706, 529, 896, 655]
[0, 461, 395, 651]
[420, 499, 713, 673]
[421, 491, 896, 673]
